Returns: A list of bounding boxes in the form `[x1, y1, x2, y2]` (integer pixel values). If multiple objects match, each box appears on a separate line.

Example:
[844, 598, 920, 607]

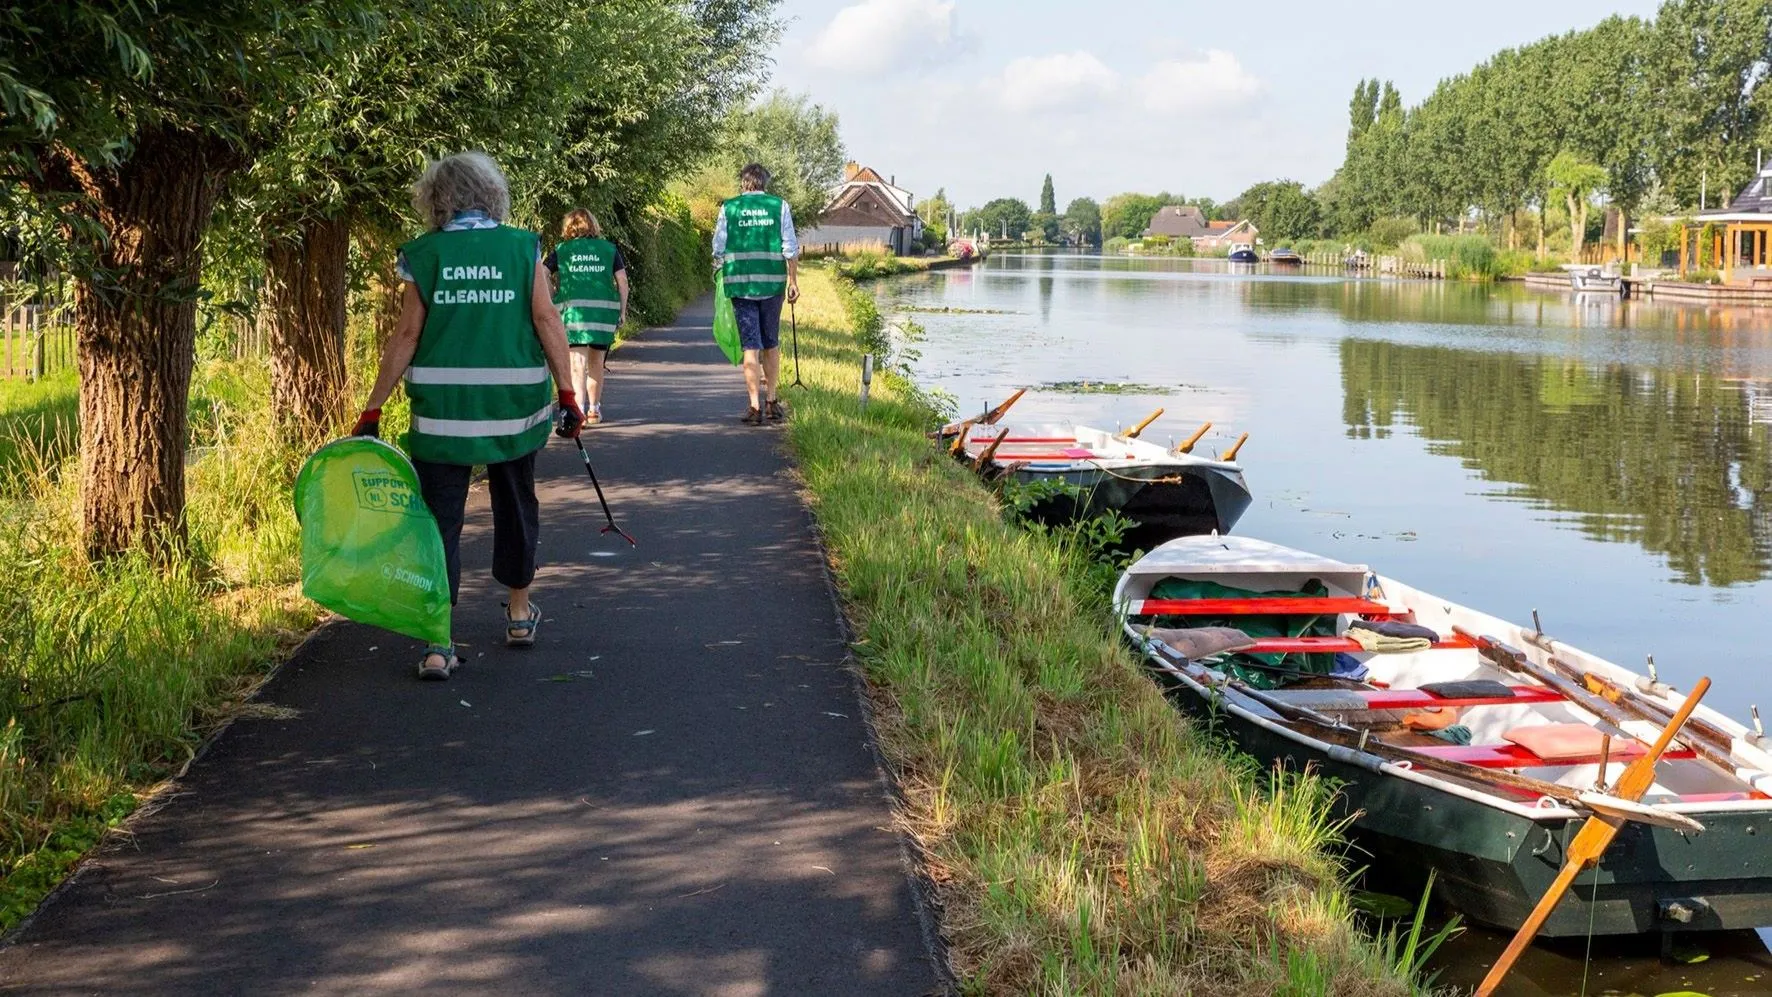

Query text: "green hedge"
[610, 192, 709, 329]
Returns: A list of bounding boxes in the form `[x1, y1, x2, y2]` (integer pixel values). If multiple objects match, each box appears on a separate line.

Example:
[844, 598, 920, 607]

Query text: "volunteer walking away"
[711, 163, 799, 425]
[548, 208, 628, 425]
[352, 151, 586, 681]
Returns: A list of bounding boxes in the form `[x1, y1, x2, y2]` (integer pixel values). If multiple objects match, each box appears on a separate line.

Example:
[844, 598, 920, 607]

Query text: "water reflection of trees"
[1341, 339, 1772, 586]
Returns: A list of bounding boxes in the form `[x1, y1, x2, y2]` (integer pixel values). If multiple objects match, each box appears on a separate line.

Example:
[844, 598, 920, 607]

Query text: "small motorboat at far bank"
[1267, 247, 1302, 265]
[1563, 263, 1624, 295]
[1117, 534, 1772, 939]
[1227, 243, 1260, 264]
[935, 391, 1252, 548]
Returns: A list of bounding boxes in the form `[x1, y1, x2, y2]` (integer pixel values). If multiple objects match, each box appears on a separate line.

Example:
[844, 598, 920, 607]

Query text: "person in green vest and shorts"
[351, 151, 584, 681]
[712, 163, 799, 425]
[547, 208, 627, 425]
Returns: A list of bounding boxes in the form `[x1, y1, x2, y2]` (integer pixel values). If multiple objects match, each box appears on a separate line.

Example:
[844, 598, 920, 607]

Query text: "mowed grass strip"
[782, 268, 1417, 995]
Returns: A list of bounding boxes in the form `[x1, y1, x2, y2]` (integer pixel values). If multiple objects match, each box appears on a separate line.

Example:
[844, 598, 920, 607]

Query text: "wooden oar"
[1474, 677, 1712, 997]
[1124, 407, 1164, 439]
[1172, 421, 1211, 454]
[1461, 628, 1747, 777]
[929, 388, 1027, 439]
[973, 427, 1009, 471]
[946, 419, 974, 456]
[1146, 643, 1593, 807]
[1455, 629, 1663, 747]
[1221, 432, 1249, 462]
[979, 388, 1026, 425]
[1146, 641, 1705, 823]
[1541, 654, 1744, 772]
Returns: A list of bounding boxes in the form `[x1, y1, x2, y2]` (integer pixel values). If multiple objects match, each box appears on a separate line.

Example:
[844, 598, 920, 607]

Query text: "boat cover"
[1145, 577, 1340, 688]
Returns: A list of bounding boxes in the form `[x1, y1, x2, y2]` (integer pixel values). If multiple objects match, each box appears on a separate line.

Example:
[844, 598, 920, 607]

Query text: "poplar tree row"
[1320, 0, 1772, 251]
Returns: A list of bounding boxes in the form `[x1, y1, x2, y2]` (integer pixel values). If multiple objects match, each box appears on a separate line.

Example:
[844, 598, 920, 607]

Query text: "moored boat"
[1563, 263, 1623, 294]
[1116, 534, 1772, 938]
[1227, 243, 1260, 264]
[1267, 247, 1302, 265]
[937, 396, 1251, 546]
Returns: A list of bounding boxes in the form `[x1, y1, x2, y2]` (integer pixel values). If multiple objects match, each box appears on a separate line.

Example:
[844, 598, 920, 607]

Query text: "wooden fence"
[1, 305, 75, 380]
[228, 314, 269, 360]
[1305, 251, 1448, 279]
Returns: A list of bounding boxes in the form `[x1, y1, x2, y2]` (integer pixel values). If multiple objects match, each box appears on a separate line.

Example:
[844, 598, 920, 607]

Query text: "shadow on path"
[0, 297, 941, 996]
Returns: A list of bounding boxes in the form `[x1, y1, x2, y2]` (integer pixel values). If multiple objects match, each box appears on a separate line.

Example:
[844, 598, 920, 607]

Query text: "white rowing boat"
[1116, 533, 1772, 937]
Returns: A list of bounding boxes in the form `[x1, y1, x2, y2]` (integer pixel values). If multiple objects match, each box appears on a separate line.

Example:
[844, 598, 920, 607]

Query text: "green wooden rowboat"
[1116, 535, 1772, 937]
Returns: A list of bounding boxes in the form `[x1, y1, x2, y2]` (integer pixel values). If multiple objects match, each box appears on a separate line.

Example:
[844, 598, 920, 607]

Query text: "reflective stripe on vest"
[407, 365, 550, 386]
[565, 320, 620, 333]
[412, 403, 556, 438]
[399, 224, 551, 465]
[558, 298, 621, 309]
[723, 251, 783, 261]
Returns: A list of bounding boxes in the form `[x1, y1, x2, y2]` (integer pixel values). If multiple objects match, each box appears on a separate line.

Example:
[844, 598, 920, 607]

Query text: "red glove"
[351, 408, 381, 438]
[555, 390, 585, 438]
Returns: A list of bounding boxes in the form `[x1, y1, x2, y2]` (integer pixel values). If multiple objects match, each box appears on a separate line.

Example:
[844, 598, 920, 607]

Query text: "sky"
[765, 0, 1665, 210]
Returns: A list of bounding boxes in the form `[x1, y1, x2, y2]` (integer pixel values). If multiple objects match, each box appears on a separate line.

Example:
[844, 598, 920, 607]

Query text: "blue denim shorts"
[732, 294, 784, 351]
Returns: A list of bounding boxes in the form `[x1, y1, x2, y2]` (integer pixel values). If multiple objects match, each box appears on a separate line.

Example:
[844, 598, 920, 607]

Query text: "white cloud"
[986, 52, 1120, 113]
[1140, 51, 1263, 115]
[805, 0, 960, 76]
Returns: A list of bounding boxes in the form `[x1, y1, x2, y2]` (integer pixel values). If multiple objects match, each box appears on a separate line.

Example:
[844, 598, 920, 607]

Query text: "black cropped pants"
[413, 450, 540, 605]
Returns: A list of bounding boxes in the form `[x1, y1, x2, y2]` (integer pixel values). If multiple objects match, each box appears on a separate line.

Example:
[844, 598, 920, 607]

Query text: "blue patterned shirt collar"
[442, 209, 500, 232]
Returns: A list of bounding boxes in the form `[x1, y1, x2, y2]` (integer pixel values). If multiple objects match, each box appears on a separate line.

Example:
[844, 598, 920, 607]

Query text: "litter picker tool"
[789, 299, 805, 389]
[573, 436, 635, 546]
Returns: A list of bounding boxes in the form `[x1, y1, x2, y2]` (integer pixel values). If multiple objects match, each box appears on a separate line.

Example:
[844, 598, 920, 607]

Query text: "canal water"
[879, 252, 1772, 996]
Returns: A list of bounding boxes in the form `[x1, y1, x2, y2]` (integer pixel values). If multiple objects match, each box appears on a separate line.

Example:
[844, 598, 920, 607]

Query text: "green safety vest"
[720, 193, 788, 299]
[554, 237, 622, 347]
[400, 225, 553, 466]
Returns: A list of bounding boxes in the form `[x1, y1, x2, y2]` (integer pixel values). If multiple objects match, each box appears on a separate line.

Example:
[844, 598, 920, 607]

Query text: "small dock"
[1306, 251, 1448, 279]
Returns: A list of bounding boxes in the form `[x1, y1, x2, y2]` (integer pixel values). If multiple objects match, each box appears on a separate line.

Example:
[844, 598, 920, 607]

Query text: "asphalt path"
[0, 296, 942, 995]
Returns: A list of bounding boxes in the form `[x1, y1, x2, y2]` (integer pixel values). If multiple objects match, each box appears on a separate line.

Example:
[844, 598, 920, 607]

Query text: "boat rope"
[1000, 457, 1188, 486]
[1579, 862, 1601, 996]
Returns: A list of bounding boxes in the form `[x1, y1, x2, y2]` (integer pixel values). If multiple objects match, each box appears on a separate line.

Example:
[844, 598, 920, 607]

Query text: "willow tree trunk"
[1537, 199, 1549, 259]
[1567, 194, 1586, 261]
[265, 217, 350, 443]
[61, 126, 236, 560]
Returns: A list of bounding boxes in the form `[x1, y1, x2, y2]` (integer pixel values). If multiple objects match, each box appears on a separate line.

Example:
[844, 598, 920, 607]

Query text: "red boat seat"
[1129, 597, 1398, 619]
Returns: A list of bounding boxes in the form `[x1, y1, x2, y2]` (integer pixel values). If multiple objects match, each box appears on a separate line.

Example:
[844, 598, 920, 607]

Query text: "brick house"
[799, 164, 924, 255]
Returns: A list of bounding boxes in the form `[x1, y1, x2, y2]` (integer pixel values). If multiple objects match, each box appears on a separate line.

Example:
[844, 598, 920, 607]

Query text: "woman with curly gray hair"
[351, 151, 584, 681]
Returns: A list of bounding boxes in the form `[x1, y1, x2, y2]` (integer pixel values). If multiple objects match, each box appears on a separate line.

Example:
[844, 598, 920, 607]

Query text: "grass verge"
[782, 266, 1422, 995]
[0, 358, 323, 930]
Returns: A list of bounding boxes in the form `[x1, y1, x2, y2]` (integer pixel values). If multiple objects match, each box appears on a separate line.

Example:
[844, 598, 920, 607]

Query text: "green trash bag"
[711, 274, 742, 366]
[294, 437, 452, 646]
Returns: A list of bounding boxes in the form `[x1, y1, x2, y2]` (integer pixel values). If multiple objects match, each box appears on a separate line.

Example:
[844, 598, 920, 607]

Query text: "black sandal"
[741, 406, 763, 426]
[765, 399, 787, 422]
